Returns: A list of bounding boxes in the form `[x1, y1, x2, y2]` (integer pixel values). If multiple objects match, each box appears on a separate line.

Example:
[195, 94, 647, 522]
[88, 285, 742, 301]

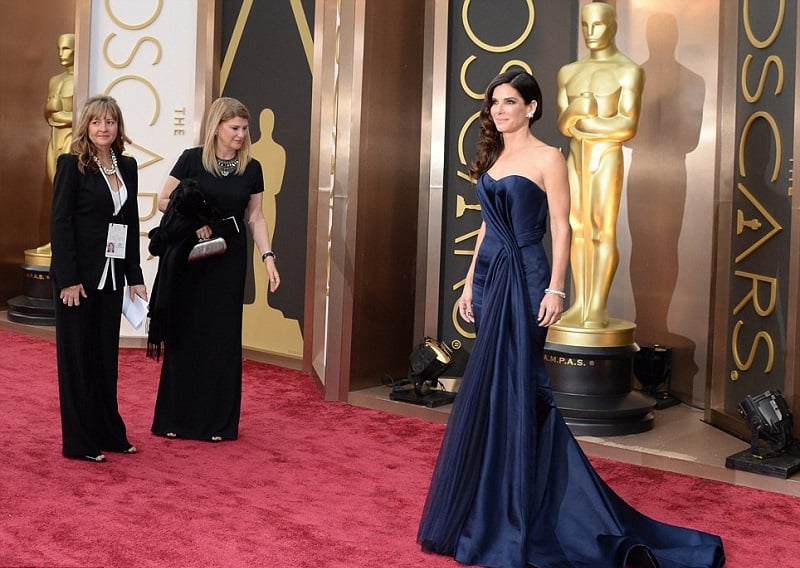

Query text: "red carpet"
[0, 328, 798, 567]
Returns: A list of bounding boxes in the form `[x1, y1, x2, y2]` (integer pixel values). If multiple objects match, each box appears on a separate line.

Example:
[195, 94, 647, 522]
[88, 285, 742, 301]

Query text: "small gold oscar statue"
[8, 34, 73, 326]
[25, 33, 74, 266]
[545, 3, 654, 435]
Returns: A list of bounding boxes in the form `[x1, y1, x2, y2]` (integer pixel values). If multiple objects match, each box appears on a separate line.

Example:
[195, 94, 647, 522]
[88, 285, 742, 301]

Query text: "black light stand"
[725, 390, 800, 479]
[389, 337, 456, 408]
[633, 344, 679, 409]
[740, 390, 794, 458]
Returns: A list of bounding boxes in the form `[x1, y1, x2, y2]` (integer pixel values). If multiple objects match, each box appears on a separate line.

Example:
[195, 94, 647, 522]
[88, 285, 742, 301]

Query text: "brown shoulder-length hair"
[70, 95, 132, 174]
[468, 70, 543, 180]
[201, 97, 252, 177]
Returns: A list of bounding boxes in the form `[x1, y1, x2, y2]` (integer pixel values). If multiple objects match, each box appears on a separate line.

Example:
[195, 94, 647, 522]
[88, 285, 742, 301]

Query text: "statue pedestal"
[544, 319, 654, 436]
[7, 248, 55, 326]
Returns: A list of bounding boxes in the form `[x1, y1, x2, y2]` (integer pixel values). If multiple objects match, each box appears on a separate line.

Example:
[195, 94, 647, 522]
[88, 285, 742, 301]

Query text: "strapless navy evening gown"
[418, 173, 725, 568]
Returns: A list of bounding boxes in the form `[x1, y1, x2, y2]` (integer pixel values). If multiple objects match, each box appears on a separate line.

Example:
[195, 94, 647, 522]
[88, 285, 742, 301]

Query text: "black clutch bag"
[187, 237, 227, 262]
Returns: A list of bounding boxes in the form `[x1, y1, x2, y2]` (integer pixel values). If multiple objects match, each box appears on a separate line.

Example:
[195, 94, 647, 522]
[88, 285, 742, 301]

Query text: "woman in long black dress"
[418, 71, 725, 567]
[151, 97, 280, 442]
[50, 95, 147, 462]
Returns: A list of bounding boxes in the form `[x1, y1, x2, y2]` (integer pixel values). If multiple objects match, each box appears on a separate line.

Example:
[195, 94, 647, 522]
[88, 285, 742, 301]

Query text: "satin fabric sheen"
[417, 174, 725, 568]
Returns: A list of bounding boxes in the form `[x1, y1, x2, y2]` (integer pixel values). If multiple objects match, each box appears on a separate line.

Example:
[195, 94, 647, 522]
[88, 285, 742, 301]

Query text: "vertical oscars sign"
[438, 1, 574, 362]
[85, 0, 203, 336]
[726, 0, 796, 408]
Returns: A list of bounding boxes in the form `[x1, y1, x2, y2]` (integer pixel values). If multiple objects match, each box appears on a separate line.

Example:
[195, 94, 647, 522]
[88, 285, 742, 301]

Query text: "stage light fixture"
[738, 390, 795, 458]
[633, 344, 679, 409]
[409, 337, 452, 396]
[389, 337, 456, 408]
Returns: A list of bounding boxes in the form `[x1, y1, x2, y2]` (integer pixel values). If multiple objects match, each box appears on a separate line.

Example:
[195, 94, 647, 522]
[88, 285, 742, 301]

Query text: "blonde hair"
[201, 97, 251, 177]
[71, 95, 131, 174]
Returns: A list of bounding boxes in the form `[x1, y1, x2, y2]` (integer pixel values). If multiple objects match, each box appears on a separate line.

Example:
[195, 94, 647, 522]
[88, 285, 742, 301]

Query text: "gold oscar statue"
[9, 34, 74, 325]
[554, 2, 644, 333]
[544, 3, 653, 436]
[25, 32, 75, 266]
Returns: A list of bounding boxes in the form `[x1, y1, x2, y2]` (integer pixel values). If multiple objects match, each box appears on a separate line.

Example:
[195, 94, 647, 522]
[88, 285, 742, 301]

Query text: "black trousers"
[54, 286, 131, 457]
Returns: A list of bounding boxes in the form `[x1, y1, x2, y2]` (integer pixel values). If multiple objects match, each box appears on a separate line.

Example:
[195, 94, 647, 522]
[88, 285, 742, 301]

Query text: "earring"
[526, 110, 534, 119]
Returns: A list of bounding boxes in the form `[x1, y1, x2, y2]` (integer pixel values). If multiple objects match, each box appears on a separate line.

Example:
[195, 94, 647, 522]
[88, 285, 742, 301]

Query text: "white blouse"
[96, 171, 128, 291]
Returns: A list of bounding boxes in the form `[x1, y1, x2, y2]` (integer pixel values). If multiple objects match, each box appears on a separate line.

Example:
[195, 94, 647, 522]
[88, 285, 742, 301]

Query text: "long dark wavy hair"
[468, 70, 543, 180]
[70, 95, 131, 175]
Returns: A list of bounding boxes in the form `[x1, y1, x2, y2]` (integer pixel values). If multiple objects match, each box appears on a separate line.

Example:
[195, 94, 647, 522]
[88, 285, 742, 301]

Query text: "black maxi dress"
[151, 148, 263, 441]
[418, 173, 725, 568]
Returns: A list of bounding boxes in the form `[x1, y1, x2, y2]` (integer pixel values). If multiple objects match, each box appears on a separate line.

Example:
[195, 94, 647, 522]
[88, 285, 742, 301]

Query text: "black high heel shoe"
[81, 453, 106, 463]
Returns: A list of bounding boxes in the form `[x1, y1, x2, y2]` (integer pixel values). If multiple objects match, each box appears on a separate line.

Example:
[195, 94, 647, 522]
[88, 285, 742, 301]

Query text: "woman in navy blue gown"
[417, 70, 725, 568]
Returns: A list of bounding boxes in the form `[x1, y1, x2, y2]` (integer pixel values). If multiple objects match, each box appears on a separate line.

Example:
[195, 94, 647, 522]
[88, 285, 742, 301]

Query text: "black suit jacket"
[50, 153, 145, 291]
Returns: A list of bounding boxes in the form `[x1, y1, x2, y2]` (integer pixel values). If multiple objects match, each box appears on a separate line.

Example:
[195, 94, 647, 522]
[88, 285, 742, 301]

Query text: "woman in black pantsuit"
[50, 95, 147, 463]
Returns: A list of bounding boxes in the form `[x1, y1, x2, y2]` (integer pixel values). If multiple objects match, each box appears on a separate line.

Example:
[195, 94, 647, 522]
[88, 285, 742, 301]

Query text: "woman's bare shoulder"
[530, 140, 565, 164]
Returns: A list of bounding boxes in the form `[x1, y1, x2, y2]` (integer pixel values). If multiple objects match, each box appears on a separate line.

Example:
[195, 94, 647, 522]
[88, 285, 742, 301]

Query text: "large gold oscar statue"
[556, 2, 643, 332]
[25, 32, 74, 266]
[544, 3, 653, 435]
[9, 34, 73, 326]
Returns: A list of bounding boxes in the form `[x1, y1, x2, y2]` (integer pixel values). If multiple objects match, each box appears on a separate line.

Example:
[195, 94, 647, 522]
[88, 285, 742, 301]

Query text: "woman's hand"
[537, 292, 564, 327]
[458, 286, 474, 324]
[196, 225, 212, 240]
[60, 284, 87, 307]
[265, 257, 280, 292]
[129, 284, 148, 302]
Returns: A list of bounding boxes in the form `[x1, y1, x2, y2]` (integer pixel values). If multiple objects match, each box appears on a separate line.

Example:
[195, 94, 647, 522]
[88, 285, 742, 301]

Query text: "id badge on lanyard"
[106, 223, 127, 259]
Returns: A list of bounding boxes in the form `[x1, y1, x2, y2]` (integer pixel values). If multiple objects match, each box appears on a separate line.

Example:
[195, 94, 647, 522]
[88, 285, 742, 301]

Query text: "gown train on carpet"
[418, 174, 724, 568]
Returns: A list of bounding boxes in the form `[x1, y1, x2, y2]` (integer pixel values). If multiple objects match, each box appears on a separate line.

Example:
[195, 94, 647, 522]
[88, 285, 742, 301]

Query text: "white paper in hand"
[123, 292, 149, 330]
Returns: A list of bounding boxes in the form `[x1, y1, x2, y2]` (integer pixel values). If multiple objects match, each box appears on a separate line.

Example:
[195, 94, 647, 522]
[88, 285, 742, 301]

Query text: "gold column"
[305, 0, 427, 400]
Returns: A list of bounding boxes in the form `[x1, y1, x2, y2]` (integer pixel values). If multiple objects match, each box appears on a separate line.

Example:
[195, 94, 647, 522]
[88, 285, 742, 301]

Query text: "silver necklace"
[93, 149, 118, 175]
[217, 156, 239, 176]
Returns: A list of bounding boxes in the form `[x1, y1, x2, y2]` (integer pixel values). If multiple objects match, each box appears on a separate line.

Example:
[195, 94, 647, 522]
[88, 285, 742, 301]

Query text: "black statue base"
[551, 390, 655, 436]
[545, 319, 655, 436]
[725, 448, 800, 479]
[7, 263, 55, 326]
[7, 296, 56, 326]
